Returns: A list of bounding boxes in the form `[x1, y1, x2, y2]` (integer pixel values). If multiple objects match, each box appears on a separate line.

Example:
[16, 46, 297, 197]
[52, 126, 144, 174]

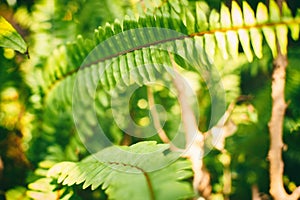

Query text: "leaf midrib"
[108, 161, 155, 200]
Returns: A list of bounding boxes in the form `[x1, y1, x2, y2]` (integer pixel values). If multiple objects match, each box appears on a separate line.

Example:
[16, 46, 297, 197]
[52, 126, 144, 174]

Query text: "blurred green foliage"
[0, 0, 300, 199]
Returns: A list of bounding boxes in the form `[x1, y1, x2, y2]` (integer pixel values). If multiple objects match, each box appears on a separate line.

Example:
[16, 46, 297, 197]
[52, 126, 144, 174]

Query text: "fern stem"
[109, 161, 156, 200]
[142, 171, 156, 200]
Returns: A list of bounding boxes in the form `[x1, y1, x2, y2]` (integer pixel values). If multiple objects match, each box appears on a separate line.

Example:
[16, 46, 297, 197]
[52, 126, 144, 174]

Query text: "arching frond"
[48, 141, 194, 200]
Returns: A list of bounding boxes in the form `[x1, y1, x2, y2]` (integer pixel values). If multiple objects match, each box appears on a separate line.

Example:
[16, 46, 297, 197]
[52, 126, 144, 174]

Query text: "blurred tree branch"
[268, 0, 300, 199]
[169, 52, 211, 198]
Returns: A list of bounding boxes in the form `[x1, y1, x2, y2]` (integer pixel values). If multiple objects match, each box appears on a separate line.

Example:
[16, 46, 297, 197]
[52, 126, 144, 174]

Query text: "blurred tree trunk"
[268, 1, 300, 199]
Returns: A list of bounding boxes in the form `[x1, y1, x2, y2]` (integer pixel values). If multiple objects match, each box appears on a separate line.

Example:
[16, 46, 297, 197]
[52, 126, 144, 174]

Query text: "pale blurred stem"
[252, 185, 261, 200]
[147, 87, 181, 152]
[223, 159, 231, 200]
[168, 53, 208, 197]
[269, 48, 300, 200]
[268, 1, 300, 199]
[0, 156, 3, 178]
[147, 86, 170, 144]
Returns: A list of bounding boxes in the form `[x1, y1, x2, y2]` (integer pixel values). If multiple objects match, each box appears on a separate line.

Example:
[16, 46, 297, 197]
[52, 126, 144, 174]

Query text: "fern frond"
[35, 0, 300, 153]
[48, 141, 194, 200]
[41, 0, 300, 97]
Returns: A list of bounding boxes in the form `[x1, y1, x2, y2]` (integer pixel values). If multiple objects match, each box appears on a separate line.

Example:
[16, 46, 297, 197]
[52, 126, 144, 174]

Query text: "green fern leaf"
[231, 0, 253, 61]
[195, 2, 209, 32]
[204, 34, 216, 64]
[48, 141, 194, 200]
[226, 31, 239, 59]
[220, 2, 231, 28]
[256, 2, 278, 57]
[292, 9, 300, 39]
[276, 25, 289, 55]
[0, 16, 27, 54]
[27, 178, 74, 200]
[269, 0, 281, 23]
[216, 3, 231, 60]
[282, 2, 300, 41]
[215, 32, 228, 60]
[256, 2, 269, 24]
[243, 1, 263, 59]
